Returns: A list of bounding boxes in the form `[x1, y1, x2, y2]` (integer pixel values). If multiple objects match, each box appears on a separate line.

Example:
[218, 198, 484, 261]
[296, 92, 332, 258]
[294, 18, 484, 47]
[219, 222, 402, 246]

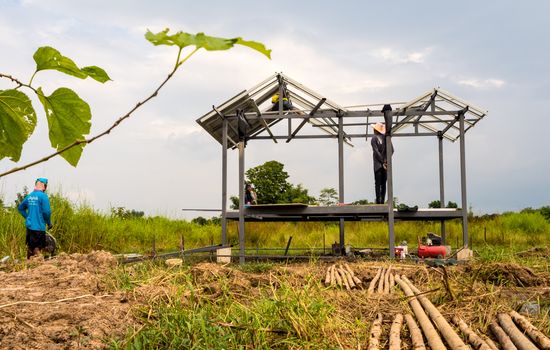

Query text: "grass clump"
[109, 263, 339, 350]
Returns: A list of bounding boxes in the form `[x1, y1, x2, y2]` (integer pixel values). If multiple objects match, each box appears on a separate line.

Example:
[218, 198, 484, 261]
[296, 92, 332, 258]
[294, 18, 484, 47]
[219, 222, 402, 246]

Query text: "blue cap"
[36, 178, 48, 185]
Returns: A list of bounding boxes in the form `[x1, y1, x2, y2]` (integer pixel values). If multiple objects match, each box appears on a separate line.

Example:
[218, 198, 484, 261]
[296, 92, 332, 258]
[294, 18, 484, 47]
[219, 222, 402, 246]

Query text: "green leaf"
[235, 38, 271, 59]
[33, 46, 87, 79]
[37, 87, 91, 166]
[81, 66, 112, 83]
[33, 46, 111, 83]
[0, 89, 37, 162]
[145, 29, 271, 59]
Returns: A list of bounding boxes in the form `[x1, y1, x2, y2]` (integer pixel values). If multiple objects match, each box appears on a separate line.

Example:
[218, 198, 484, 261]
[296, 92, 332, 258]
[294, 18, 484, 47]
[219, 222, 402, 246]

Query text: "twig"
[0, 309, 36, 328]
[0, 294, 112, 309]
[0, 48, 200, 178]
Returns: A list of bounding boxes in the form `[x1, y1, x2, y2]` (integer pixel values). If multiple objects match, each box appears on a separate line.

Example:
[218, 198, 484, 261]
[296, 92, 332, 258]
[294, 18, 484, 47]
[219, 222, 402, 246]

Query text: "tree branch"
[0, 48, 199, 178]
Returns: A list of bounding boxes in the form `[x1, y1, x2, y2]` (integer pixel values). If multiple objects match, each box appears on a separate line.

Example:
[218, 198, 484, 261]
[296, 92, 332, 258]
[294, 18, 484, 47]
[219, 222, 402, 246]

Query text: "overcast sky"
[1, 0, 549, 218]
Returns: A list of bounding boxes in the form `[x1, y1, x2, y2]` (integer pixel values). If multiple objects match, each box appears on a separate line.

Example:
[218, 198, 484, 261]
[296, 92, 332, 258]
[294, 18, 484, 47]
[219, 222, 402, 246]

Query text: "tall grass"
[1, 192, 548, 258]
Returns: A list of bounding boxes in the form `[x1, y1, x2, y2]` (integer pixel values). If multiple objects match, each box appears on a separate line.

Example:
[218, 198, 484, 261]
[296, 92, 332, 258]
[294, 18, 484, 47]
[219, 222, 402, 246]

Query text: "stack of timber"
[489, 311, 550, 350]
[367, 265, 396, 295]
[394, 274, 550, 350]
[324, 263, 363, 290]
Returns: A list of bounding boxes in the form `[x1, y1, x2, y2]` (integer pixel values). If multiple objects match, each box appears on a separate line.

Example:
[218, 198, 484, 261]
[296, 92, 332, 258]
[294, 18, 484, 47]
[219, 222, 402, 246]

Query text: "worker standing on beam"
[371, 122, 393, 204]
[18, 178, 53, 258]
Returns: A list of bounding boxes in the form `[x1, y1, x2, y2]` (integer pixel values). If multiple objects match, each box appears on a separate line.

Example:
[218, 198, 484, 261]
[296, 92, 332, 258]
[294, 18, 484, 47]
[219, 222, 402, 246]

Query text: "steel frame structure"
[196, 73, 487, 263]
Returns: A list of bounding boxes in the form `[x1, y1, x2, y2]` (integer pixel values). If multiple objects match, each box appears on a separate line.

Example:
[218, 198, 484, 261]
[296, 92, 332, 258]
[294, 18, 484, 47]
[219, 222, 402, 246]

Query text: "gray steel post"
[438, 133, 446, 244]
[238, 141, 246, 263]
[221, 119, 228, 245]
[338, 113, 345, 254]
[459, 112, 469, 247]
[384, 108, 395, 259]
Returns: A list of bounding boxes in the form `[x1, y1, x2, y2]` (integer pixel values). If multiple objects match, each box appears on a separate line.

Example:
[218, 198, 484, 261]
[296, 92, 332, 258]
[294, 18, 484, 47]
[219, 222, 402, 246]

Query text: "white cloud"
[371, 47, 433, 64]
[457, 78, 505, 89]
[135, 120, 201, 139]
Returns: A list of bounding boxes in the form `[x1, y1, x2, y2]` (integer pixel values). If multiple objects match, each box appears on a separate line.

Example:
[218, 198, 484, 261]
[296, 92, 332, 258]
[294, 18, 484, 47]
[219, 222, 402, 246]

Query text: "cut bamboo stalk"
[452, 316, 493, 350]
[343, 263, 362, 287]
[395, 275, 446, 350]
[389, 313, 403, 350]
[389, 272, 395, 290]
[401, 276, 469, 350]
[405, 314, 426, 350]
[325, 265, 332, 286]
[330, 265, 336, 287]
[368, 313, 383, 350]
[509, 310, 550, 350]
[334, 265, 343, 288]
[344, 263, 355, 276]
[497, 313, 538, 350]
[339, 268, 351, 290]
[339, 266, 355, 288]
[377, 268, 386, 294]
[383, 266, 392, 294]
[490, 320, 518, 350]
[481, 334, 500, 350]
[367, 268, 382, 295]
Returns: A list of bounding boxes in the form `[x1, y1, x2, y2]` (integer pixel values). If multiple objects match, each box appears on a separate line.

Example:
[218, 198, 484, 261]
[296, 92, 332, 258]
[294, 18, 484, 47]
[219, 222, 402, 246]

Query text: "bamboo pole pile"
[491, 313, 541, 350]
[324, 263, 362, 290]
[367, 265, 397, 295]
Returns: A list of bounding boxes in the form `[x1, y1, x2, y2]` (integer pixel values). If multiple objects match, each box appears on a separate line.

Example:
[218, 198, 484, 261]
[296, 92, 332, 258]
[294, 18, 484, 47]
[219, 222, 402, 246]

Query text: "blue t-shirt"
[18, 190, 52, 231]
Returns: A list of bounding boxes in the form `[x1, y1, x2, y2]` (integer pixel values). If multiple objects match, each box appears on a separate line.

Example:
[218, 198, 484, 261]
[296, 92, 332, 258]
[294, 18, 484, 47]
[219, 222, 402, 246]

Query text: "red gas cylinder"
[418, 245, 447, 259]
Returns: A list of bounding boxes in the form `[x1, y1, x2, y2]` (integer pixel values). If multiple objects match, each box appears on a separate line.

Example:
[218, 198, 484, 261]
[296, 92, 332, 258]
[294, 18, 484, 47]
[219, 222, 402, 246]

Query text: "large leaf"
[0, 89, 37, 162]
[145, 29, 271, 59]
[81, 66, 111, 83]
[33, 46, 111, 82]
[37, 87, 91, 166]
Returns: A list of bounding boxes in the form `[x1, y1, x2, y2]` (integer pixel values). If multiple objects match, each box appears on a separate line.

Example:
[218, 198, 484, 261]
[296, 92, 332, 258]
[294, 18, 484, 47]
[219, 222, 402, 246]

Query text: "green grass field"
[1, 193, 548, 259]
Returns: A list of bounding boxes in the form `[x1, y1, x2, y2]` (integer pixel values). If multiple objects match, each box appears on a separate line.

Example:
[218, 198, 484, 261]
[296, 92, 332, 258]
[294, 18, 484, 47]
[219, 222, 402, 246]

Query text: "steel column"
[384, 107, 395, 258]
[238, 141, 246, 263]
[438, 134, 446, 244]
[221, 119, 228, 245]
[459, 112, 469, 247]
[338, 113, 345, 254]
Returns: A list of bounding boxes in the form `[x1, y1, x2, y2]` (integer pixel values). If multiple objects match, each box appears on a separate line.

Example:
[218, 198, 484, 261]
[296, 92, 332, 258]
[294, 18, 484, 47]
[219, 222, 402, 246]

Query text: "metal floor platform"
[226, 205, 463, 222]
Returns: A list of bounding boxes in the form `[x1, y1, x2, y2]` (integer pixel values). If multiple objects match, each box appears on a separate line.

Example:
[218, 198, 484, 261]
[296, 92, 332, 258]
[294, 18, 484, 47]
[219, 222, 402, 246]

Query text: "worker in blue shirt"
[18, 178, 52, 258]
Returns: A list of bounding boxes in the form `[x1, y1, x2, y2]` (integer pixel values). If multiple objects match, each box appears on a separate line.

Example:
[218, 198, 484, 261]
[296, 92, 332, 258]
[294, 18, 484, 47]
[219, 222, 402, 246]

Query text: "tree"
[246, 161, 291, 204]
[429, 200, 458, 208]
[14, 186, 29, 207]
[286, 184, 317, 204]
[0, 29, 270, 177]
[318, 188, 338, 206]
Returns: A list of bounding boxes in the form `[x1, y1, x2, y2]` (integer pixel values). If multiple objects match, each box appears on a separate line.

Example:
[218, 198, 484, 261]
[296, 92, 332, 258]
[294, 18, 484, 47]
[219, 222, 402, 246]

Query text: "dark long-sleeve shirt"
[371, 134, 394, 171]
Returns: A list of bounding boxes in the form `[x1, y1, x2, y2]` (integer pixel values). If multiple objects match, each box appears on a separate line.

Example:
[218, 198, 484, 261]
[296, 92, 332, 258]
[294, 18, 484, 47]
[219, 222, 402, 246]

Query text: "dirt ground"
[0, 251, 134, 350]
[0, 251, 548, 349]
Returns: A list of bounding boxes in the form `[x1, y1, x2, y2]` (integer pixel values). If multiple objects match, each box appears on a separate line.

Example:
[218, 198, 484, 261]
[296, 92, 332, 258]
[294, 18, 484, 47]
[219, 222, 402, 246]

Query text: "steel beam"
[286, 98, 326, 143]
[459, 112, 469, 247]
[221, 118, 228, 245]
[438, 133, 446, 244]
[384, 106, 395, 258]
[338, 113, 345, 254]
[238, 141, 246, 263]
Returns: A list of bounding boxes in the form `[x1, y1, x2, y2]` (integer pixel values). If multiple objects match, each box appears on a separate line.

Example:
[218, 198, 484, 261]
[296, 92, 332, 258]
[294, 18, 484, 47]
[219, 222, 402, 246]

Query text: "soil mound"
[0, 251, 133, 350]
[475, 262, 546, 287]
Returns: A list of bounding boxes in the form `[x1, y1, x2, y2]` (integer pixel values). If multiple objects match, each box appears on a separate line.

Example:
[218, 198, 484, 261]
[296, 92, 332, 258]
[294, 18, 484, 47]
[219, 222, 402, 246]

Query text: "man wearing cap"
[18, 178, 52, 258]
[371, 123, 393, 204]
